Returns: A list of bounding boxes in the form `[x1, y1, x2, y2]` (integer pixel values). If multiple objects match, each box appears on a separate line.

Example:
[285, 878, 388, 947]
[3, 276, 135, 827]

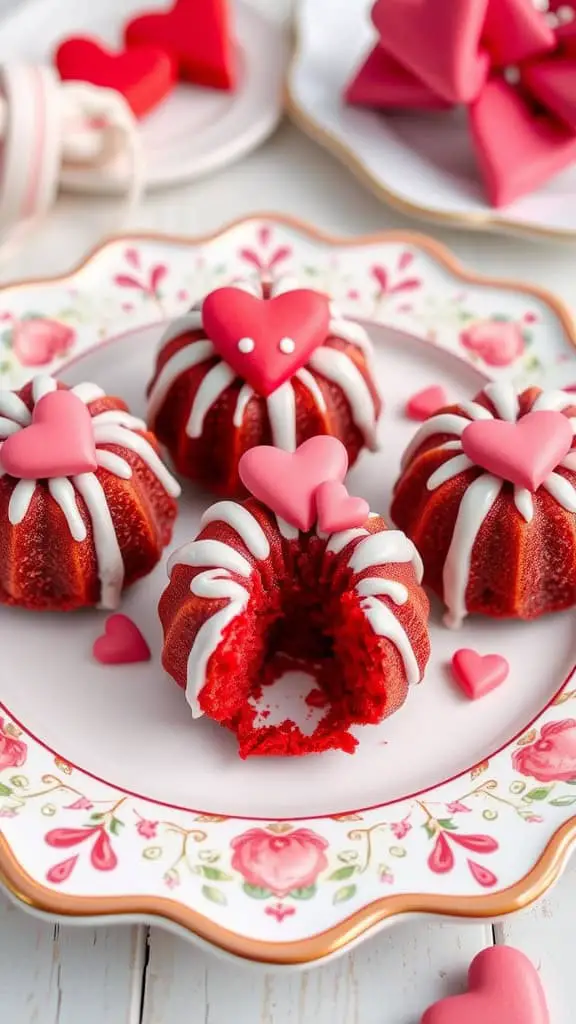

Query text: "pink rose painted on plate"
[512, 720, 576, 783]
[231, 827, 329, 897]
[460, 319, 524, 367]
[11, 318, 75, 366]
[0, 717, 27, 770]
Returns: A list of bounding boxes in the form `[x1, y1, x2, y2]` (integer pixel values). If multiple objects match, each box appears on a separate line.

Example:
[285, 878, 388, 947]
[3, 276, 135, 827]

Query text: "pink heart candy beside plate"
[0, 389, 97, 480]
[461, 409, 573, 491]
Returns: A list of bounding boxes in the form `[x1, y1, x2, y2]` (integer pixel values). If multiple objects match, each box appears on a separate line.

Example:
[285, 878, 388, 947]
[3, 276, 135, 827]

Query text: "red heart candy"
[315, 481, 369, 533]
[406, 385, 448, 422]
[0, 390, 97, 480]
[125, 0, 236, 91]
[93, 615, 151, 665]
[451, 648, 509, 700]
[421, 945, 549, 1024]
[461, 408, 573, 491]
[55, 37, 176, 118]
[201, 287, 331, 398]
[239, 437, 348, 532]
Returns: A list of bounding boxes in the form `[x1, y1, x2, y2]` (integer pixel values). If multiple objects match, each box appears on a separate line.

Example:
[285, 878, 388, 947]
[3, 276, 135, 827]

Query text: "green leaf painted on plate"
[333, 885, 357, 905]
[549, 796, 576, 807]
[525, 787, 553, 802]
[202, 885, 227, 906]
[243, 883, 272, 899]
[109, 817, 124, 836]
[290, 885, 317, 900]
[0, 784, 13, 797]
[437, 818, 458, 831]
[328, 865, 356, 882]
[200, 866, 233, 882]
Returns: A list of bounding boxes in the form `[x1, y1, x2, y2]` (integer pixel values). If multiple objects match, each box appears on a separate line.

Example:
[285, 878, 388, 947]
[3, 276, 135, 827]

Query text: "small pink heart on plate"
[315, 480, 369, 533]
[239, 437, 348, 532]
[421, 945, 549, 1024]
[461, 409, 573, 491]
[451, 648, 509, 700]
[93, 615, 151, 665]
[0, 389, 97, 480]
[201, 286, 331, 398]
[406, 385, 448, 421]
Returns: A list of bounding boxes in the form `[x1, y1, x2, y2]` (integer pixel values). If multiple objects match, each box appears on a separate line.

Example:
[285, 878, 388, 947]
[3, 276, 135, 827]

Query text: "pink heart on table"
[406, 385, 448, 422]
[421, 945, 549, 1024]
[371, 0, 490, 104]
[239, 437, 348, 532]
[461, 409, 573, 491]
[451, 648, 509, 700]
[201, 287, 331, 398]
[315, 480, 369, 533]
[0, 389, 97, 480]
[93, 615, 151, 665]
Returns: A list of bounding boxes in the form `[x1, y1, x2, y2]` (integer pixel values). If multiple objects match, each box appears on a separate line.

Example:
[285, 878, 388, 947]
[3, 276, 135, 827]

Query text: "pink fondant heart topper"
[93, 615, 151, 665]
[201, 286, 331, 397]
[0, 389, 97, 480]
[239, 436, 348, 532]
[451, 648, 509, 700]
[316, 480, 369, 533]
[421, 945, 549, 1024]
[461, 410, 573, 491]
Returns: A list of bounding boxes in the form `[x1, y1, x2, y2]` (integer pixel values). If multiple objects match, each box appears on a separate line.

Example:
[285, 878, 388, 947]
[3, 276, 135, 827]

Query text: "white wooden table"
[2, 1, 576, 1021]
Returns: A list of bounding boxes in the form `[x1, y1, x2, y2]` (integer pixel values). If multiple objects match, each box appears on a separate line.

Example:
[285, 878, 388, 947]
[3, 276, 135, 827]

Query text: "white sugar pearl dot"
[237, 337, 255, 354]
[279, 337, 296, 354]
[557, 4, 574, 22]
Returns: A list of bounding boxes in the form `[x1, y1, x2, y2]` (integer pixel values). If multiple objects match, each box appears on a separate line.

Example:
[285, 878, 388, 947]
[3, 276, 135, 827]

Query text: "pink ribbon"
[346, 0, 576, 206]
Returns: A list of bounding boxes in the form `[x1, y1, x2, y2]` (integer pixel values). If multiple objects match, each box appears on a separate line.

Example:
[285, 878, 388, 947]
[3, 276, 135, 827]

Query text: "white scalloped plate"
[1, 215, 576, 966]
[286, 0, 576, 239]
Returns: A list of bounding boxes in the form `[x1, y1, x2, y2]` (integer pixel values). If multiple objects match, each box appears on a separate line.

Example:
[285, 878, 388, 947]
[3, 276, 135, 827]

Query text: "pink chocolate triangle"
[345, 45, 450, 109]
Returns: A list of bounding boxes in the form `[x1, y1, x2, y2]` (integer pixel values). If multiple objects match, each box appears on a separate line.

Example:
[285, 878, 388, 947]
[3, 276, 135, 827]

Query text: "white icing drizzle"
[48, 477, 86, 542]
[442, 474, 502, 628]
[543, 472, 576, 512]
[484, 381, 519, 421]
[359, 595, 421, 686]
[233, 383, 254, 427]
[200, 501, 270, 560]
[93, 425, 181, 497]
[275, 515, 299, 540]
[95, 450, 133, 479]
[427, 455, 475, 491]
[532, 389, 576, 412]
[185, 569, 251, 718]
[514, 487, 534, 523]
[32, 375, 57, 402]
[325, 528, 369, 555]
[0, 391, 30, 425]
[266, 382, 297, 451]
[0, 417, 21, 438]
[458, 401, 494, 421]
[349, 530, 424, 582]
[561, 451, 576, 471]
[167, 539, 252, 579]
[70, 382, 106, 404]
[73, 473, 125, 610]
[147, 340, 215, 421]
[91, 410, 146, 430]
[401, 414, 473, 468]
[155, 310, 204, 353]
[327, 316, 373, 357]
[439, 440, 464, 452]
[186, 362, 236, 438]
[309, 346, 378, 450]
[8, 479, 36, 524]
[295, 368, 327, 414]
[355, 576, 408, 605]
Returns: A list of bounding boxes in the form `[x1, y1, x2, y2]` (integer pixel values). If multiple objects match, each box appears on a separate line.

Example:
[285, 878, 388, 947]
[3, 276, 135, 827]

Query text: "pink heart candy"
[93, 614, 151, 665]
[315, 480, 369, 533]
[239, 437, 349, 532]
[461, 409, 573, 491]
[406, 385, 448, 422]
[421, 945, 549, 1024]
[0, 389, 98, 480]
[451, 648, 509, 700]
[201, 286, 331, 398]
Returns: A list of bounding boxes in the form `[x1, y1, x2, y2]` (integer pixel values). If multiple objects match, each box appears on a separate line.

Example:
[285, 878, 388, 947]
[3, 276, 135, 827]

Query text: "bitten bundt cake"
[159, 437, 430, 757]
[391, 382, 576, 627]
[147, 275, 382, 496]
[0, 374, 180, 610]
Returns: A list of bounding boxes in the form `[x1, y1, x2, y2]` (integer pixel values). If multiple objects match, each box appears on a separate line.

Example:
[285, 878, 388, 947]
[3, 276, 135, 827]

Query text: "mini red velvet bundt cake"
[391, 381, 576, 627]
[0, 374, 180, 610]
[147, 275, 382, 496]
[159, 436, 430, 757]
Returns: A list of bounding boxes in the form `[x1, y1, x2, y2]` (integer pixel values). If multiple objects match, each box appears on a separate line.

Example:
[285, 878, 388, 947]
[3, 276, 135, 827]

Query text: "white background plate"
[0, 0, 287, 192]
[287, 0, 576, 238]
